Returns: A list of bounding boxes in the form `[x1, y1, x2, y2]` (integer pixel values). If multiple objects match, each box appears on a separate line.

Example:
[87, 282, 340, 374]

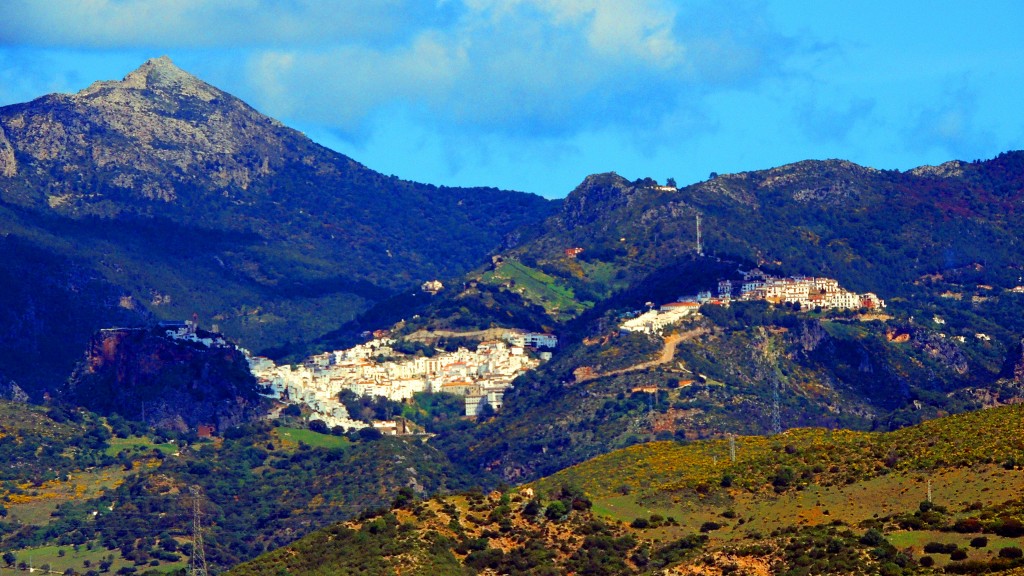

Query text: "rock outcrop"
[0, 375, 28, 403]
[0, 123, 16, 177]
[560, 172, 637, 230]
[63, 327, 267, 432]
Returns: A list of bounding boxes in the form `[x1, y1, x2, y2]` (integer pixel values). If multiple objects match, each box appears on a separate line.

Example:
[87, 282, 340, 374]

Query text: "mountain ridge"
[0, 57, 556, 395]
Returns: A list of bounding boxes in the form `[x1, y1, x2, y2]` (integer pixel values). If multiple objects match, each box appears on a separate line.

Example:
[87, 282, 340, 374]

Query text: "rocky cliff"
[63, 327, 267, 432]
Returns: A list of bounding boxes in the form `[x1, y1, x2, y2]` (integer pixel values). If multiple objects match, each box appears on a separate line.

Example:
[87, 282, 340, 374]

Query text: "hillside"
[0, 56, 556, 395]
[405, 154, 1024, 338]
[374, 154, 1024, 484]
[0, 403, 478, 574]
[227, 405, 1024, 575]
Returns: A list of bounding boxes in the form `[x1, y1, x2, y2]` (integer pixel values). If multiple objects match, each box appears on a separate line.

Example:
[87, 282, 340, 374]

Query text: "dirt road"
[577, 327, 705, 382]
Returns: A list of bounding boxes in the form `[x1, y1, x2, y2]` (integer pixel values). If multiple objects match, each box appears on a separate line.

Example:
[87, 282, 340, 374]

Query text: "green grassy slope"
[228, 405, 1024, 575]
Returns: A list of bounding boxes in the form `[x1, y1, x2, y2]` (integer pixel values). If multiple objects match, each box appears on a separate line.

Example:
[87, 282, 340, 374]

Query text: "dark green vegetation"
[375, 155, 1024, 485]
[427, 299, 1024, 485]
[0, 234, 150, 400]
[232, 405, 1024, 575]
[0, 401, 478, 574]
[0, 57, 555, 396]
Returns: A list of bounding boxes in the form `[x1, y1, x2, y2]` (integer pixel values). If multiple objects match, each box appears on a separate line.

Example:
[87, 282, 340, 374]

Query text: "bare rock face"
[0, 56, 307, 215]
[64, 327, 268, 432]
[910, 160, 966, 179]
[0, 375, 29, 403]
[561, 172, 636, 230]
[0, 123, 16, 177]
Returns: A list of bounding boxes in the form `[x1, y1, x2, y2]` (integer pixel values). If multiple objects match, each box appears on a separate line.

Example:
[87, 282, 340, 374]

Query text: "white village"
[620, 269, 885, 335]
[246, 330, 557, 433]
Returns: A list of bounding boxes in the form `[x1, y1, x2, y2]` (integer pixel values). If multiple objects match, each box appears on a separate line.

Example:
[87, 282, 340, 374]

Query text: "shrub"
[999, 546, 1023, 559]
[919, 555, 934, 567]
[953, 517, 983, 533]
[859, 528, 886, 547]
[699, 521, 721, 533]
[630, 518, 650, 529]
[969, 536, 988, 548]
[879, 562, 902, 576]
[544, 501, 568, 521]
[772, 467, 795, 489]
[950, 549, 967, 561]
[923, 542, 958, 554]
[993, 517, 1024, 537]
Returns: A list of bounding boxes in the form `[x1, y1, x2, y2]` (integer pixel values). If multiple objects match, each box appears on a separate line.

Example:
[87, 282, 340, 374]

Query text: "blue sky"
[1, 1, 1021, 198]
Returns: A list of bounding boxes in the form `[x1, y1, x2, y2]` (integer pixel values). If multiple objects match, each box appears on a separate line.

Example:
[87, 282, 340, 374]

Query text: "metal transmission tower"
[729, 434, 737, 463]
[189, 486, 209, 576]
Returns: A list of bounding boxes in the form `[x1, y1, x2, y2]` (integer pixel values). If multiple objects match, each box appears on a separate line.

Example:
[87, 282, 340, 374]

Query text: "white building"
[248, 335, 545, 426]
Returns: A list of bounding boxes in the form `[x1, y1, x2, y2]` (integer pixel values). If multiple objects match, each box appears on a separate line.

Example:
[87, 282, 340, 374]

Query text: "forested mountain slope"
[0, 57, 555, 394]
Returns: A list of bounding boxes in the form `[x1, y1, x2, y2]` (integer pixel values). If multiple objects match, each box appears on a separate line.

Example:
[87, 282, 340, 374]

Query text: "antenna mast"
[189, 486, 209, 576]
[696, 213, 703, 256]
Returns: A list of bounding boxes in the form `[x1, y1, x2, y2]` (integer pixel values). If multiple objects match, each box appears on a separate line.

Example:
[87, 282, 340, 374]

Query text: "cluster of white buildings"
[620, 301, 703, 335]
[620, 270, 884, 335]
[248, 333, 553, 428]
[159, 320, 229, 348]
[729, 269, 885, 310]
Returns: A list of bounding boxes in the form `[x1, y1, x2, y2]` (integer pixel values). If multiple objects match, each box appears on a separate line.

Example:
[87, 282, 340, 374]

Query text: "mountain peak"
[76, 56, 218, 101]
[123, 56, 192, 87]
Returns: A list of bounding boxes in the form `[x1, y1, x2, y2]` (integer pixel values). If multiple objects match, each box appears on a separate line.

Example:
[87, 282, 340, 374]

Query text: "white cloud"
[0, 0, 443, 48]
[906, 83, 996, 160]
[1, 0, 794, 150]
[240, 0, 790, 141]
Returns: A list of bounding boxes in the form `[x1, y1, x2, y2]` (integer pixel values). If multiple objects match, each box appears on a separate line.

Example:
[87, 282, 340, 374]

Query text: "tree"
[3, 552, 15, 566]
[357, 426, 383, 441]
[859, 528, 886, 547]
[476, 401, 495, 422]
[544, 500, 567, 521]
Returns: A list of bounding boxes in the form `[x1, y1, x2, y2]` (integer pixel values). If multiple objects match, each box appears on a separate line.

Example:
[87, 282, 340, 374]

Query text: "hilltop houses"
[620, 301, 701, 334]
[620, 270, 884, 335]
[733, 270, 885, 310]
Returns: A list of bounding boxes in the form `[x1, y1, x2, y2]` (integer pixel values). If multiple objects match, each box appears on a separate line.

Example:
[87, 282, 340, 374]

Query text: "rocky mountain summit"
[2, 56, 285, 209]
[0, 58, 555, 393]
